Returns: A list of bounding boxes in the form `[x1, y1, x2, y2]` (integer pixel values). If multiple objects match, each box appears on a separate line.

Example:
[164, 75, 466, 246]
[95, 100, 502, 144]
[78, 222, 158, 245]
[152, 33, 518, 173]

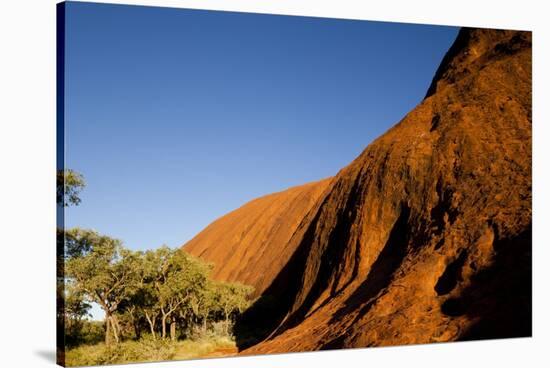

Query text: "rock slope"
[184, 178, 332, 297]
[184, 27, 532, 353]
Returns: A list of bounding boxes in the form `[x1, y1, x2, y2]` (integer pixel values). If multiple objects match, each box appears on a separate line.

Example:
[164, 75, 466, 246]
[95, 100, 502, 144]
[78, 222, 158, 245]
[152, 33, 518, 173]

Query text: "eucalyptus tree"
[64, 285, 91, 346]
[188, 279, 219, 335]
[133, 250, 162, 339]
[216, 282, 255, 334]
[57, 169, 85, 207]
[157, 248, 210, 340]
[65, 228, 139, 344]
[57, 169, 86, 351]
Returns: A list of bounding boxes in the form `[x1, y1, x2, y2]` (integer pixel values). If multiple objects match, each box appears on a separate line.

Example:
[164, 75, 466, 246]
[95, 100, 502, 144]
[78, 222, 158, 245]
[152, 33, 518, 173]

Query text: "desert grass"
[65, 335, 236, 366]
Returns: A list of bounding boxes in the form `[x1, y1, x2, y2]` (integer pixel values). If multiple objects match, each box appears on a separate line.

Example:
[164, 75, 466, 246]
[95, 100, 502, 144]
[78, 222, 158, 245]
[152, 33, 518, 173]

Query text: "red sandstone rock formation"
[184, 28, 532, 353]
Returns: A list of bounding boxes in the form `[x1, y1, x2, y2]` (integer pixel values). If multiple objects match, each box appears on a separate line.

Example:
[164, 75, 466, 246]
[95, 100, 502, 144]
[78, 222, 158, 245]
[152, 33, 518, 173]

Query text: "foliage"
[139, 246, 211, 339]
[65, 320, 105, 348]
[64, 286, 92, 347]
[65, 334, 235, 366]
[65, 230, 254, 349]
[65, 228, 139, 344]
[215, 282, 255, 333]
[65, 336, 176, 366]
[57, 169, 85, 207]
[61, 173, 254, 360]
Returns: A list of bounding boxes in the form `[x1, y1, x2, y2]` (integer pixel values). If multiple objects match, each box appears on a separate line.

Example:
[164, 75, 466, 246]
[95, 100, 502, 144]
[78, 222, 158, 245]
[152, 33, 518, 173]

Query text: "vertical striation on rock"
[184, 178, 332, 298]
[184, 28, 532, 353]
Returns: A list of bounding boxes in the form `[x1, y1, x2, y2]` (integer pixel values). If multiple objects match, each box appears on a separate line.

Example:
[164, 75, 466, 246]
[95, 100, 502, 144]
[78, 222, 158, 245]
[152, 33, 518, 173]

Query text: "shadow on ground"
[34, 349, 56, 363]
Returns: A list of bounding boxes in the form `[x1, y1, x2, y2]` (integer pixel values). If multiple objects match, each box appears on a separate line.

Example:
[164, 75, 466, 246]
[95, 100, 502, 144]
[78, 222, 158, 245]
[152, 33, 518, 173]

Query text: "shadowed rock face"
[184, 28, 532, 353]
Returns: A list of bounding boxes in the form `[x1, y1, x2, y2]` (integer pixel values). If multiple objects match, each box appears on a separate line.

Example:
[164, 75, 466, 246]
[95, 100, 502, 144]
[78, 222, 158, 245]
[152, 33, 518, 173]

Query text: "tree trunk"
[110, 316, 120, 343]
[224, 310, 230, 335]
[129, 308, 141, 340]
[202, 317, 207, 334]
[170, 321, 176, 341]
[113, 315, 122, 342]
[161, 314, 167, 339]
[145, 312, 156, 339]
[105, 313, 111, 345]
[134, 322, 141, 340]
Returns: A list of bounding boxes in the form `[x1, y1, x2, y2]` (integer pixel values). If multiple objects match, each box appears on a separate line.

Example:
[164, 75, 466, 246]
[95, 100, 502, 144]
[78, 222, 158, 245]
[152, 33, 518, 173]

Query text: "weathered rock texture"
[184, 27, 532, 353]
[184, 178, 332, 298]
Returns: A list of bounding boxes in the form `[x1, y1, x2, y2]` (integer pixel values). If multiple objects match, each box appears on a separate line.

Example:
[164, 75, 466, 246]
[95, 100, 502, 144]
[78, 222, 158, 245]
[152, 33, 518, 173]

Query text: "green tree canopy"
[65, 228, 139, 344]
[215, 282, 255, 333]
[137, 246, 212, 340]
[57, 169, 85, 207]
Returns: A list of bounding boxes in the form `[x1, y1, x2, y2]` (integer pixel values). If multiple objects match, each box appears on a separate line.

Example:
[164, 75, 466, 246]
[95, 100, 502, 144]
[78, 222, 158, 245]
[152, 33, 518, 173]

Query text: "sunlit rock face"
[185, 28, 532, 353]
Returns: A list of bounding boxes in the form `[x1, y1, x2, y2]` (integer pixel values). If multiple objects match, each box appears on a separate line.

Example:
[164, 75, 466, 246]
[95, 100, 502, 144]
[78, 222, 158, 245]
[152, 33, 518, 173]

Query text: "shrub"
[65, 337, 177, 366]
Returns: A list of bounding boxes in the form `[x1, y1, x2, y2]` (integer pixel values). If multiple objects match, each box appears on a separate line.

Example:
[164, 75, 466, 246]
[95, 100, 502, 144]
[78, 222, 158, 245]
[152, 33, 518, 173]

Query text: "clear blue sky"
[64, 2, 459, 252]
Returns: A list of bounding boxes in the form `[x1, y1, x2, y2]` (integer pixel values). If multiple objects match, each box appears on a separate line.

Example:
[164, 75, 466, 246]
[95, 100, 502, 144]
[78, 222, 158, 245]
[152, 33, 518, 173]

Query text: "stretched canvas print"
[56, 1, 532, 366]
